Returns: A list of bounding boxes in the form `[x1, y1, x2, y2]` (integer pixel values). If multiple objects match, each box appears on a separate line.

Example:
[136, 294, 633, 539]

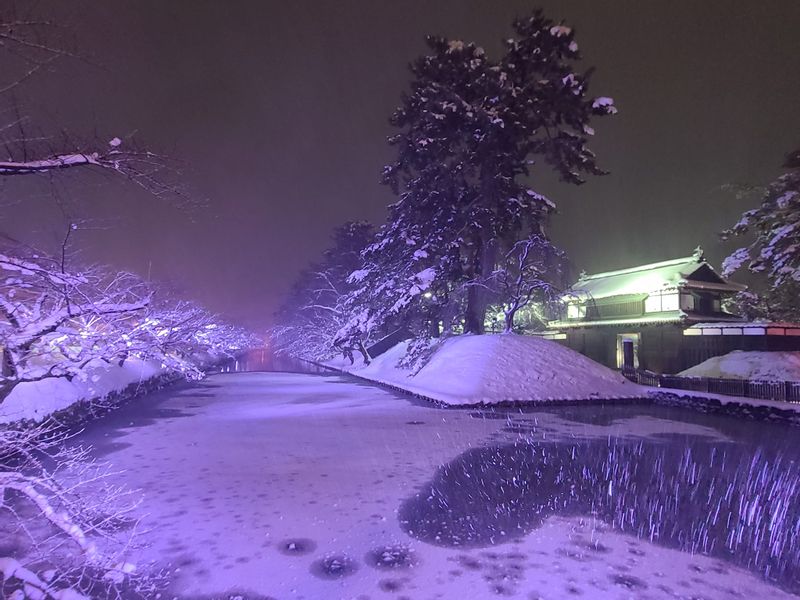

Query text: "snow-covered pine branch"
[721, 148, 800, 320]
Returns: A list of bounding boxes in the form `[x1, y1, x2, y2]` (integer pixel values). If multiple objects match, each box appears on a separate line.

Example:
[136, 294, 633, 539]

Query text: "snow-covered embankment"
[0, 358, 168, 425]
[326, 334, 644, 405]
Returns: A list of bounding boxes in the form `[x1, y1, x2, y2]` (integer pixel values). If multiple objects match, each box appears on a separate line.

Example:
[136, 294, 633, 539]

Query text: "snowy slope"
[0, 358, 165, 424]
[680, 350, 800, 382]
[330, 334, 642, 405]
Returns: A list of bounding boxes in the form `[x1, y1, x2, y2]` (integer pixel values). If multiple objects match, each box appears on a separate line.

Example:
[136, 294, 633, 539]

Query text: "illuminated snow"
[0, 358, 164, 424]
[330, 334, 642, 404]
[680, 350, 800, 382]
[569, 254, 742, 300]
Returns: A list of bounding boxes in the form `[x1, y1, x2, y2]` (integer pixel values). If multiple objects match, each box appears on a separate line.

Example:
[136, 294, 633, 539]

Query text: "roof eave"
[679, 280, 747, 293]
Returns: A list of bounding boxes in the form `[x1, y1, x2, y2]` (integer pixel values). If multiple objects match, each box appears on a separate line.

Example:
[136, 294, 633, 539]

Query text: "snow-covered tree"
[271, 221, 374, 360]
[124, 299, 258, 377]
[357, 10, 614, 340]
[1, 423, 162, 599]
[485, 234, 565, 333]
[0, 238, 258, 399]
[0, 246, 151, 398]
[722, 148, 800, 320]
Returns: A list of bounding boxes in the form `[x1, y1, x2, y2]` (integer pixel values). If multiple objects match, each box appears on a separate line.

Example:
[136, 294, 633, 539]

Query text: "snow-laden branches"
[270, 221, 374, 362]
[721, 148, 800, 320]
[120, 299, 259, 379]
[0, 138, 187, 200]
[0, 241, 259, 400]
[0, 249, 152, 396]
[0, 423, 161, 599]
[483, 234, 565, 333]
[0, 4, 189, 204]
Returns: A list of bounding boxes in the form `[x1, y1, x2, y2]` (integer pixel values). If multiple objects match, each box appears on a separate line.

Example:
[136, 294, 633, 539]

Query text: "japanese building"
[543, 248, 800, 374]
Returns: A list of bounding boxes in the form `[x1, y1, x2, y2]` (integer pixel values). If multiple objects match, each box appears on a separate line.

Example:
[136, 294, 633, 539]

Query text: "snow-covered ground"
[19, 371, 798, 600]
[0, 358, 166, 424]
[327, 334, 645, 405]
[680, 350, 800, 381]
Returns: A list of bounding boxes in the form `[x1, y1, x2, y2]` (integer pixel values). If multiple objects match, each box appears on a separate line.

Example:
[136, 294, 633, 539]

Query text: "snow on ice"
[36, 371, 800, 600]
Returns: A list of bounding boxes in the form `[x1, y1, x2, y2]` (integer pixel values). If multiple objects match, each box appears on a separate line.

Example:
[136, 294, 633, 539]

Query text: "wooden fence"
[621, 367, 800, 403]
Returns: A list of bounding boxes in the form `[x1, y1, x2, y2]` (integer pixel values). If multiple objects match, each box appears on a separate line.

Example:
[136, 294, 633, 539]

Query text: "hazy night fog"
[3, 0, 799, 329]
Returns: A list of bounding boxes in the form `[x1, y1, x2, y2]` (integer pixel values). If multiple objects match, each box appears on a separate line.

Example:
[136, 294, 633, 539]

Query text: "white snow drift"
[680, 350, 800, 382]
[329, 333, 642, 404]
[0, 358, 165, 424]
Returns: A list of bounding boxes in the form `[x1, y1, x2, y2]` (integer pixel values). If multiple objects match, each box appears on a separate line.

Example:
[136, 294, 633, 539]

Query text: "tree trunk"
[0, 380, 19, 403]
[464, 284, 484, 334]
[429, 316, 441, 338]
[356, 340, 371, 365]
[464, 233, 497, 334]
[1, 348, 14, 378]
[504, 309, 515, 334]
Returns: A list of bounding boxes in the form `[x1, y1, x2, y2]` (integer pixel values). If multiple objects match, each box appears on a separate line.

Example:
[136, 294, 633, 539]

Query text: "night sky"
[3, 0, 799, 329]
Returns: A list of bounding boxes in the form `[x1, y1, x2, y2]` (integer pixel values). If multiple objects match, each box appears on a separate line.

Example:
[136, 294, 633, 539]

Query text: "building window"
[644, 292, 678, 313]
[567, 303, 586, 319]
[662, 293, 679, 311]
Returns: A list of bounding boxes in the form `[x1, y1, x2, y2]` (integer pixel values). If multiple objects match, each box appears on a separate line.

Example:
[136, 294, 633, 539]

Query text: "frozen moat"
[70, 371, 800, 599]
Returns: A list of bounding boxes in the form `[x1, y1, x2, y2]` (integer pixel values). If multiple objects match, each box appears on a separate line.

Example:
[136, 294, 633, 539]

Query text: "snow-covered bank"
[0, 358, 167, 425]
[651, 388, 800, 425]
[326, 334, 644, 405]
[680, 350, 800, 382]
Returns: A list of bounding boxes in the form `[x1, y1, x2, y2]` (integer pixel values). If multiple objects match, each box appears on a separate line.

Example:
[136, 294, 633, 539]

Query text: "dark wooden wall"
[560, 326, 800, 374]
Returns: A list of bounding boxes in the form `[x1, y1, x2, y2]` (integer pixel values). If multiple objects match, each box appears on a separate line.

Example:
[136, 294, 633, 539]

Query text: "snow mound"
[337, 334, 642, 405]
[0, 358, 165, 424]
[680, 351, 800, 382]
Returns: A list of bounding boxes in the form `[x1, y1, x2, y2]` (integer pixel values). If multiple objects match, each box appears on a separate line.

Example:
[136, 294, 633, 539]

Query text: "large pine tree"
[363, 10, 615, 337]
